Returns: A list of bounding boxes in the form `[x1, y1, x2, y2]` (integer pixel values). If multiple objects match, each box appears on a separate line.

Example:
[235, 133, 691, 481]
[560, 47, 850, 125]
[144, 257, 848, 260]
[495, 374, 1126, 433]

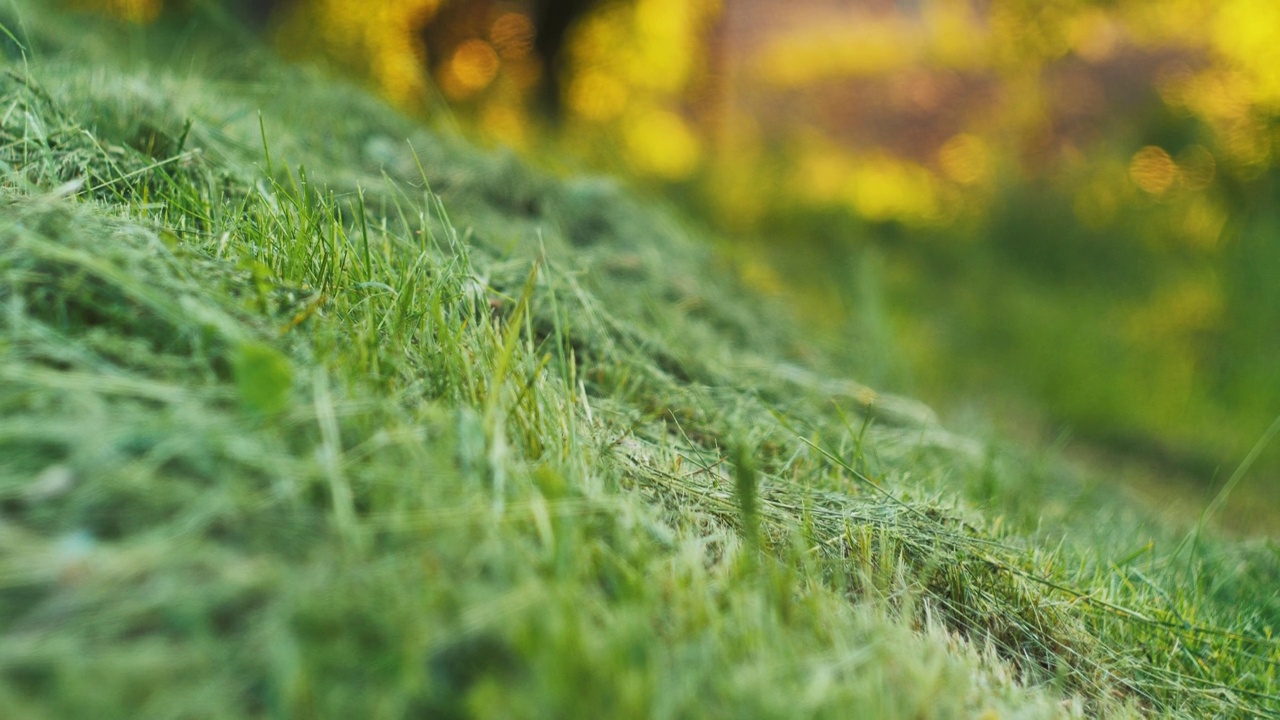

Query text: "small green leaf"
[232, 342, 293, 415]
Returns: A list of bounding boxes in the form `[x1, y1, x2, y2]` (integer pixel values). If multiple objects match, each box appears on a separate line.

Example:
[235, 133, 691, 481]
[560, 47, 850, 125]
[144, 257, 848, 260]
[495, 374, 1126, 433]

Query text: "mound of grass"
[1, 4, 1277, 718]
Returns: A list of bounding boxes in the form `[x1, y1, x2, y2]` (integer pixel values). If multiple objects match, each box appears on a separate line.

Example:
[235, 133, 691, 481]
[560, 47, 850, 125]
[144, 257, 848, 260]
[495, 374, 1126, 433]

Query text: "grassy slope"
[0, 5, 1277, 718]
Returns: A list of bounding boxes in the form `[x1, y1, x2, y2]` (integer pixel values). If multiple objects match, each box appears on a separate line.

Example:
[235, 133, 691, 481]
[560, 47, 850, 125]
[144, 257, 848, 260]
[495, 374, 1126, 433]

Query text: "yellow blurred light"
[757, 19, 917, 86]
[987, 4, 1075, 68]
[1129, 146, 1178, 195]
[1068, 9, 1122, 63]
[1213, 0, 1280, 105]
[845, 156, 938, 223]
[561, 0, 720, 187]
[272, 0, 438, 109]
[1155, 63, 1196, 110]
[74, 0, 160, 23]
[793, 146, 853, 203]
[923, 0, 988, 69]
[481, 104, 528, 149]
[628, 0, 715, 91]
[1180, 196, 1228, 250]
[1119, 0, 1214, 46]
[1180, 70, 1251, 120]
[937, 134, 991, 186]
[370, 37, 429, 108]
[1222, 119, 1271, 170]
[569, 7, 631, 61]
[623, 109, 701, 179]
[567, 71, 629, 122]
[443, 40, 500, 99]
[491, 12, 535, 60]
[1176, 145, 1216, 190]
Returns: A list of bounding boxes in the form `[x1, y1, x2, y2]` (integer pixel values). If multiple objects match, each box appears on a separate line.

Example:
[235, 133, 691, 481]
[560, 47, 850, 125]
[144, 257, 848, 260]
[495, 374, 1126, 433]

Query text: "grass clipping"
[1, 8, 1278, 719]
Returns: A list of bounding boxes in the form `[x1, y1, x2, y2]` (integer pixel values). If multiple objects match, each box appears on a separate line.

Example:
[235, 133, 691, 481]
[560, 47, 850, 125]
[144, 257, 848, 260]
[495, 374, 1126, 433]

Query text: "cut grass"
[1, 4, 1278, 718]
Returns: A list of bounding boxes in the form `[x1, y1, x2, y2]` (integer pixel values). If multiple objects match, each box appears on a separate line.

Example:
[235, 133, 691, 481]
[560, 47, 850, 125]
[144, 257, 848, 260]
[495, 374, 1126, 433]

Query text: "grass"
[0, 3, 1278, 718]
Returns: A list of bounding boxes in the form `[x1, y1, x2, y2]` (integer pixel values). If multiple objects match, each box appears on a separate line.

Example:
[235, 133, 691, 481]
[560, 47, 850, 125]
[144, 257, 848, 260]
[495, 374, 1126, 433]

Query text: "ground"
[0, 4, 1278, 718]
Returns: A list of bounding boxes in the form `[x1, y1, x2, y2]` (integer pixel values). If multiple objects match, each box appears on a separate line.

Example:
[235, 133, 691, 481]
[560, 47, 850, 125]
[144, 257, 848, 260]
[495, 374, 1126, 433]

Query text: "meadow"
[1, 3, 1278, 718]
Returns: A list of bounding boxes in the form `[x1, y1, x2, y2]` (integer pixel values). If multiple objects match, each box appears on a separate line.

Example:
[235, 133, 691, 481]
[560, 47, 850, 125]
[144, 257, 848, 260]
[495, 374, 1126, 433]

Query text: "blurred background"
[62, 0, 1280, 530]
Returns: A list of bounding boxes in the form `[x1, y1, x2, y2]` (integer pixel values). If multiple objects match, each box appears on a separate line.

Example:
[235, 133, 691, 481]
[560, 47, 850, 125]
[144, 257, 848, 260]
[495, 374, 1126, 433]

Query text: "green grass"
[1, 4, 1278, 718]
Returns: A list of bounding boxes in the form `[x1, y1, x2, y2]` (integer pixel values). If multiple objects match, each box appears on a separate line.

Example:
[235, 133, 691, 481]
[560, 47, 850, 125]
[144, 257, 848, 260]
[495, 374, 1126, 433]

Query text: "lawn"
[1, 4, 1278, 718]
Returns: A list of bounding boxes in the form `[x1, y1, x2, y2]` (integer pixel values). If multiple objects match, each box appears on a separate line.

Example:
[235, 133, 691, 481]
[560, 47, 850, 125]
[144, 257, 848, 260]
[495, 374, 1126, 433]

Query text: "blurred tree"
[529, 0, 599, 116]
[68, 0, 603, 118]
[59, 0, 1280, 480]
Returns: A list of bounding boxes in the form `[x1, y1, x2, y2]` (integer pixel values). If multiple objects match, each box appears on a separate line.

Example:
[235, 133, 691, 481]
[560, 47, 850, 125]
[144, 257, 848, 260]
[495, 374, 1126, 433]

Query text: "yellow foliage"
[622, 109, 701, 180]
[1173, 69, 1252, 121]
[273, 0, 439, 109]
[792, 142, 856, 204]
[1212, 0, 1280, 108]
[937, 134, 992, 187]
[1117, 0, 1213, 47]
[68, 0, 1280, 237]
[561, 0, 720, 180]
[1067, 9, 1122, 63]
[480, 103, 528, 149]
[923, 0, 988, 69]
[567, 70, 629, 122]
[628, 0, 715, 92]
[845, 154, 939, 224]
[986, 3, 1074, 69]
[756, 18, 918, 86]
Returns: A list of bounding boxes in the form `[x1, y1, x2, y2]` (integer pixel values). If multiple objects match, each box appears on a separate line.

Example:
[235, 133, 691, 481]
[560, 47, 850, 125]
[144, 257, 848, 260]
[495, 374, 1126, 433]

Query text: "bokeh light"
[938, 134, 992, 187]
[1129, 146, 1177, 196]
[441, 39, 500, 99]
[64, 0, 1280, 488]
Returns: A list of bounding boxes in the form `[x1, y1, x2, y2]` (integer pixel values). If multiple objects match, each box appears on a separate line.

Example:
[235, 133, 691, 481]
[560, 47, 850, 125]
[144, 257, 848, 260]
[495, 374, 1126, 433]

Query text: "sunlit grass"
[1, 4, 1278, 718]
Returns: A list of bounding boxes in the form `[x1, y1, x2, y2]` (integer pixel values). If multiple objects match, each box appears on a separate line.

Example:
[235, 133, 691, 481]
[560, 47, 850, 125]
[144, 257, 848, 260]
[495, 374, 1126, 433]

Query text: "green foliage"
[232, 342, 293, 415]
